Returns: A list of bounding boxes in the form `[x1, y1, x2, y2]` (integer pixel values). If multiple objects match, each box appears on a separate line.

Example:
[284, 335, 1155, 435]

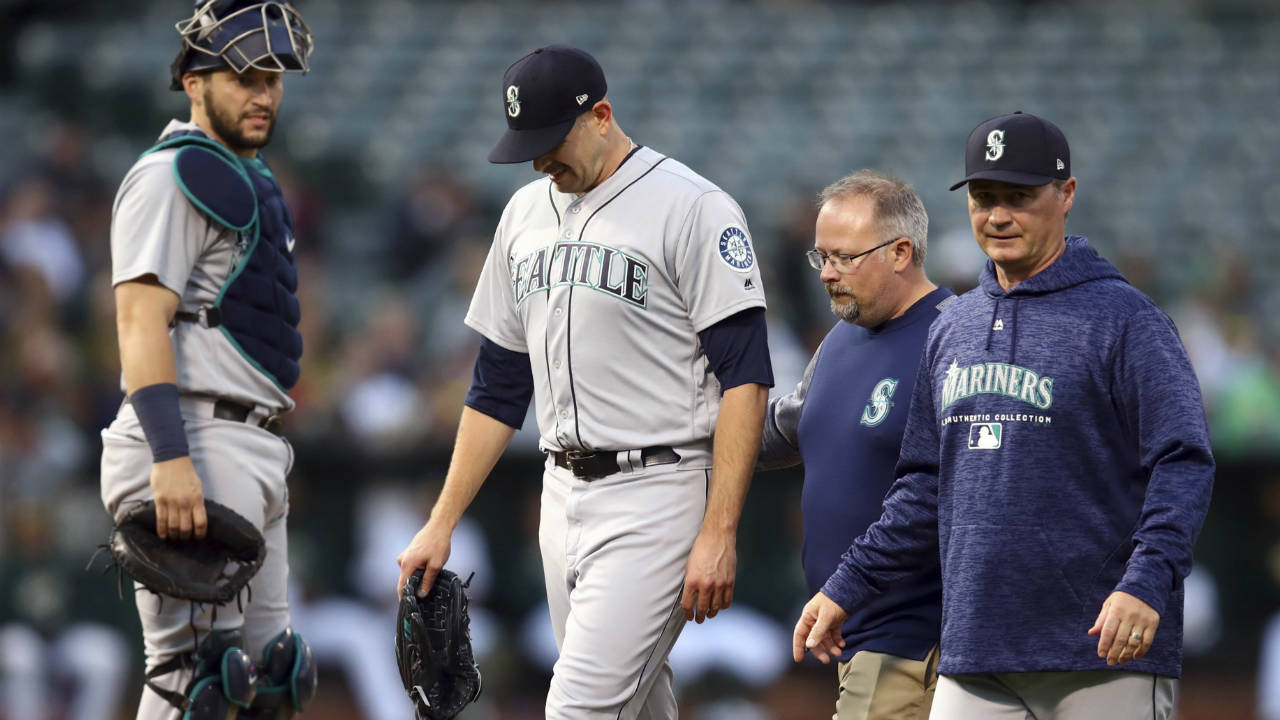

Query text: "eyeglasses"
[805, 238, 899, 272]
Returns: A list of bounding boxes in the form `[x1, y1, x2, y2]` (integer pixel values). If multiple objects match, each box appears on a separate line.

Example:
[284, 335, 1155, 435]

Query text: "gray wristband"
[130, 383, 190, 462]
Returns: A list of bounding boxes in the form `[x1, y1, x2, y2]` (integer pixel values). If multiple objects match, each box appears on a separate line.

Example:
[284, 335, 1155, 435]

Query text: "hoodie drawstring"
[985, 300, 1000, 352]
[1009, 298, 1020, 363]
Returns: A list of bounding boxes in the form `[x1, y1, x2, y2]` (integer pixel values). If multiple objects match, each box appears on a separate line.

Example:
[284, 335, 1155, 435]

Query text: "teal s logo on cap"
[506, 85, 521, 118]
[950, 111, 1071, 190]
[985, 129, 1006, 161]
[489, 45, 608, 164]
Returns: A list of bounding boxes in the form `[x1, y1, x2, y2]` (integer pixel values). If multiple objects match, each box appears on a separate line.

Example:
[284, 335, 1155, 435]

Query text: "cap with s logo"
[488, 45, 607, 164]
[949, 111, 1071, 190]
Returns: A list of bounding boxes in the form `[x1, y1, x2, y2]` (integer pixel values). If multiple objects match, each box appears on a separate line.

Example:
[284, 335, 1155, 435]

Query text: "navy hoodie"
[822, 236, 1214, 678]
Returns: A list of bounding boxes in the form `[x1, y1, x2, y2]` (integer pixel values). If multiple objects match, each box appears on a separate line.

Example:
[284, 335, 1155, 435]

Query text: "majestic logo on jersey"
[511, 241, 649, 309]
[506, 85, 521, 118]
[968, 422, 1002, 449]
[940, 358, 1054, 412]
[718, 226, 754, 272]
[985, 129, 1006, 161]
[860, 377, 899, 427]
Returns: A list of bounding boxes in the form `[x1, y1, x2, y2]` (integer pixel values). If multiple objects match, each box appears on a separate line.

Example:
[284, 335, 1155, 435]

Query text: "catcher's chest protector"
[148, 129, 303, 391]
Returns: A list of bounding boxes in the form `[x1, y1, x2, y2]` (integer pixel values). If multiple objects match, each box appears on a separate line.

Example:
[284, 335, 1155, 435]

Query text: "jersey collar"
[551, 144, 665, 208]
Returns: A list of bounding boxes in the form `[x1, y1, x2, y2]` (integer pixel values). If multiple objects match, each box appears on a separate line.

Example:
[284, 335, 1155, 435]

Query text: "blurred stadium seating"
[6, 1, 1280, 286]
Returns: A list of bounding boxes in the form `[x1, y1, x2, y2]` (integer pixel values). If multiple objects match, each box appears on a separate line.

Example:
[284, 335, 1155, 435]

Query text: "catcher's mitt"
[396, 568, 482, 720]
[106, 499, 265, 605]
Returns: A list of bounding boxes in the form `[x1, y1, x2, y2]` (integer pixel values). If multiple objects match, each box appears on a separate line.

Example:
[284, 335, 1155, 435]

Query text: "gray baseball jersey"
[109, 119, 294, 413]
[465, 146, 766, 467]
[468, 145, 766, 719]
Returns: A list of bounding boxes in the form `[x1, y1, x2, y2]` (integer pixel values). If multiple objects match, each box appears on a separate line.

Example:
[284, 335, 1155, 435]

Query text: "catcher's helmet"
[169, 0, 313, 90]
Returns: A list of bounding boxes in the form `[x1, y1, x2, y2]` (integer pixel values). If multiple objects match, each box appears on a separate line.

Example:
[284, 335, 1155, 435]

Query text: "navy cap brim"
[488, 118, 576, 164]
[949, 169, 1056, 191]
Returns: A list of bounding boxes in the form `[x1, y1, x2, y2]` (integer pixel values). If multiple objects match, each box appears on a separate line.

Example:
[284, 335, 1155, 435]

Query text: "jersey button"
[562, 229, 572, 239]
[559, 410, 568, 419]
[554, 307, 563, 317]
[553, 360, 562, 369]
[571, 205, 582, 214]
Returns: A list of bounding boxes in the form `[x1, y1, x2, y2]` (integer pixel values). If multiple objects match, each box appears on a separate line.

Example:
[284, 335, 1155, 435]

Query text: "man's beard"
[827, 283, 860, 324]
[204, 87, 275, 152]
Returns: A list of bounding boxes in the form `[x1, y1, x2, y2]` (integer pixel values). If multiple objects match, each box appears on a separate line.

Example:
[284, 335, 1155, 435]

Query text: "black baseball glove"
[106, 499, 265, 605]
[396, 568, 482, 720]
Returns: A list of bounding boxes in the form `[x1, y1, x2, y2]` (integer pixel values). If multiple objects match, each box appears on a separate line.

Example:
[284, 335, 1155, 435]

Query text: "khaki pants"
[929, 670, 1176, 719]
[835, 644, 940, 720]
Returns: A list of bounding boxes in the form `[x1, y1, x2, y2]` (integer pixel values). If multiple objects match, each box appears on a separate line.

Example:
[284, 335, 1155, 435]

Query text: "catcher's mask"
[170, 0, 313, 90]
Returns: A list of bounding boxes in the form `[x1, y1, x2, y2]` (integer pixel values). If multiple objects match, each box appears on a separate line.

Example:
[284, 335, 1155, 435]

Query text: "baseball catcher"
[97, 0, 318, 716]
[396, 568, 483, 720]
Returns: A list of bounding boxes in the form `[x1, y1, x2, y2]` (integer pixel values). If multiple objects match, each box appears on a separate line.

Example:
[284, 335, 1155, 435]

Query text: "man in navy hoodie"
[762, 170, 954, 719]
[793, 112, 1214, 719]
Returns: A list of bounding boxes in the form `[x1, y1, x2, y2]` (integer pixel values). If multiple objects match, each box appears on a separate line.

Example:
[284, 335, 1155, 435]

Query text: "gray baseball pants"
[100, 399, 293, 720]
[930, 669, 1176, 719]
[539, 461, 707, 720]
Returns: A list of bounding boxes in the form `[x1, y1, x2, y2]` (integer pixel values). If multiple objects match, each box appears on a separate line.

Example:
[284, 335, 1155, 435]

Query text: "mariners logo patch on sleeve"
[718, 226, 755, 272]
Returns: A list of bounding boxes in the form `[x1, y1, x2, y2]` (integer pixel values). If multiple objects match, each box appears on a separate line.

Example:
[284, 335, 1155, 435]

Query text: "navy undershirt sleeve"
[697, 307, 775, 392]
[464, 337, 535, 429]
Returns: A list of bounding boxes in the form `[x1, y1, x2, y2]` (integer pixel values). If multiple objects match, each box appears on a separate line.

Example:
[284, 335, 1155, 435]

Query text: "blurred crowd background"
[1, 0, 1278, 718]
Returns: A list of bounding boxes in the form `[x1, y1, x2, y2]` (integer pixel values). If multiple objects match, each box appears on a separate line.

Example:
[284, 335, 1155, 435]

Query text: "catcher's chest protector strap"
[147, 629, 258, 719]
[248, 627, 317, 716]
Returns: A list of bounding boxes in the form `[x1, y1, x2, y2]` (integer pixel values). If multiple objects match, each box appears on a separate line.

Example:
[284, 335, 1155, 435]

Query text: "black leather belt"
[124, 394, 284, 436]
[213, 398, 283, 436]
[551, 446, 681, 480]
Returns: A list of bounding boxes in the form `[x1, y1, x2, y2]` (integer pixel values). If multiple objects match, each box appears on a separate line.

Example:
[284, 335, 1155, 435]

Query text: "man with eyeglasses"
[760, 169, 954, 720]
[794, 113, 1214, 719]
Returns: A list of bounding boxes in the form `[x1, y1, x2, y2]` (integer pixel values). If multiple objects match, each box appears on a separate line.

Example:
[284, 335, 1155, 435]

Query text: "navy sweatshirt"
[822, 236, 1214, 678]
[760, 287, 955, 662]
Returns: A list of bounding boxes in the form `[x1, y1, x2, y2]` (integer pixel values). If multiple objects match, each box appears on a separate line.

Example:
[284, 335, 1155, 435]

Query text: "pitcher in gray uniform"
[100, 1, 318, 717]
[397, 45, 774, 719]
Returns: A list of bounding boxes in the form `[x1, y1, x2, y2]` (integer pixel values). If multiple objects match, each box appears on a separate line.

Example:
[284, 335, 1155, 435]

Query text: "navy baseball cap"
[170, 0, 313, 91]
[488, 45, 607, 164]
[949, 111, 1071, 190]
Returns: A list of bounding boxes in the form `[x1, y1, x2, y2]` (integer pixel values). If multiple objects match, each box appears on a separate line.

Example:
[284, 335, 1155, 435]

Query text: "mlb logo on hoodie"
[969, 423, 1002, 449]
